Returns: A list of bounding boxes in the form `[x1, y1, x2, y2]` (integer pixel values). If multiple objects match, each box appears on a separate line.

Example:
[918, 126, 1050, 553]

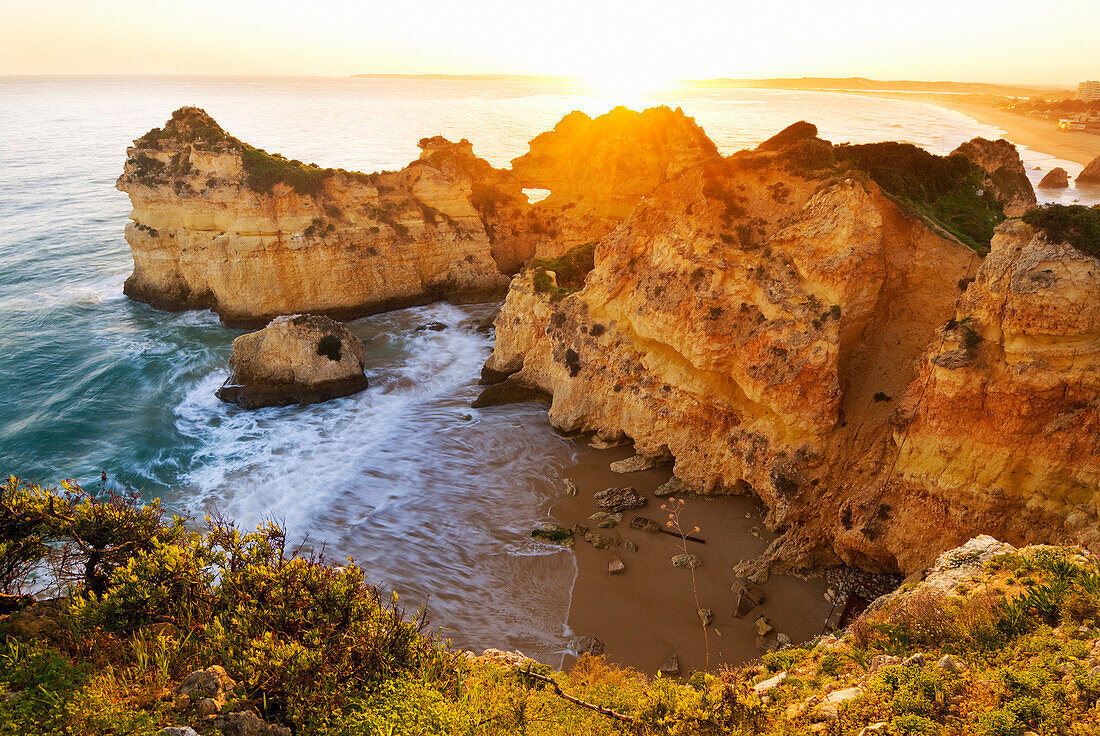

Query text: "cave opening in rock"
[317, 334, 342, 361]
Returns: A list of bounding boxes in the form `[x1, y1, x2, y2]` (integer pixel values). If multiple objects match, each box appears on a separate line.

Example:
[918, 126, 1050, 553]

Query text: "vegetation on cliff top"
[1022, 204, 1100, 256]
[240, 146, 337, 197]
[529, 241, 597, 297]
[5, 477, 1100, 735]
[834, 142, 1006, 252]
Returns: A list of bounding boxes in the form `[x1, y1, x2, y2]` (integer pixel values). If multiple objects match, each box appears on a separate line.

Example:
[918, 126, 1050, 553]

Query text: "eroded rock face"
[216, 315, 368, 409]
[118, 108, 518, 325]
[890, 220, 1100, 556]
[486, 125, 1096, 575]
[1077, 154, 1100, 185]
[952, 137, 1036, 216]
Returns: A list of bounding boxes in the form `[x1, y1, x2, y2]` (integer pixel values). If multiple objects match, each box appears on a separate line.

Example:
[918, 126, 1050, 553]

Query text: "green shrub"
[891, 713, 942, 735]
[529, 241, 597, 297]
[241, 146, 335, 196]
[1022, 204, 1100, 256]
[835, 142, 1005, 251]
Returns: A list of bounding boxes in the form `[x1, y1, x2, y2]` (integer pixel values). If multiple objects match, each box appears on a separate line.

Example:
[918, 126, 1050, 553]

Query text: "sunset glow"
[3, 0, 1099, 84]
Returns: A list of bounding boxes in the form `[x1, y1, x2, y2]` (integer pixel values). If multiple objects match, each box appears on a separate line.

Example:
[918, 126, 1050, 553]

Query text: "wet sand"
[544, 439, 832, 676]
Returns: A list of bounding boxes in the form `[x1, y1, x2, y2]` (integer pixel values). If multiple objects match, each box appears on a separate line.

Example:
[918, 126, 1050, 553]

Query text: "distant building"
[1077, 80, 1100, 103]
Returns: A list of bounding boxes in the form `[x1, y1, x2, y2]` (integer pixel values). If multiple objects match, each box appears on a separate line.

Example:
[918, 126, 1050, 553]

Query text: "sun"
[582, 68, 677, 112]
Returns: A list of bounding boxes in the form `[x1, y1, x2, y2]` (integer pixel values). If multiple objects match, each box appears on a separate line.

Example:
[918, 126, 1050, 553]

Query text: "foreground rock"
[216, 315, 368, 408]
[1038, 167, 1070, 188]
[486, 120, 1099, 576]
[1077, 154, 1100, 185]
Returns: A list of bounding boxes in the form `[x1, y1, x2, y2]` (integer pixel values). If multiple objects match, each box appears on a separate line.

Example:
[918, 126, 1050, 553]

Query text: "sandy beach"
[544, 440, 831, 676]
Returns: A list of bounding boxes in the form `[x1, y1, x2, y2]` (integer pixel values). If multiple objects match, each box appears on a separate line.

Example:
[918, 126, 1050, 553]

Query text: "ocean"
[0, 75, 1092, 663]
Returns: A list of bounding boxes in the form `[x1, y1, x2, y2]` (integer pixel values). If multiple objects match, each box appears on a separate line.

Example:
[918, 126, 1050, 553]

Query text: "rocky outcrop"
[952, 137, 1036, 216]
[1038, 167, 1070, 188]
[118, 108, 523, 325]
[486, 123, 1098, 576]
[120, 106, 731, 323]
[216, 315, 368, 408]
[1077, 154, 1100, 185]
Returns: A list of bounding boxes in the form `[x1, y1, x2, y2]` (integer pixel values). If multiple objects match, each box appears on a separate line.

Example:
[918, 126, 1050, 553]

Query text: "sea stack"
[1038, 167, 1069, 188]
[951, 137, 1037, 216]
[216, 315, 369, 409]
[1077, 154, 1100, 185]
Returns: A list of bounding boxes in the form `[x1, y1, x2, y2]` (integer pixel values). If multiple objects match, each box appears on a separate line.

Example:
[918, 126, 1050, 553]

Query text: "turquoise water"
[0, 76, 1091, 661]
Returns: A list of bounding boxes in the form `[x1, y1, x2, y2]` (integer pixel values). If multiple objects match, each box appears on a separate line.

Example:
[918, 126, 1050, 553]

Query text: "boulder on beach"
[216, 315, 368, 409]
[731, 578, 766, 618]
[1077, 154, 1100, 185]
[1038, 167, 1069, 188]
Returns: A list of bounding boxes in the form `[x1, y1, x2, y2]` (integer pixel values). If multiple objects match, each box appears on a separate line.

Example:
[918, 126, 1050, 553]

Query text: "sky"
[2, 0, 1098, 87]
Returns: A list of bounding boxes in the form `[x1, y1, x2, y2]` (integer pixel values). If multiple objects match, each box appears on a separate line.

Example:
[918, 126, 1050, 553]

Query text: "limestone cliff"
[485, 123, 1097, 576]
[119, 106, 725, 324]
[118, 107, 524, 325]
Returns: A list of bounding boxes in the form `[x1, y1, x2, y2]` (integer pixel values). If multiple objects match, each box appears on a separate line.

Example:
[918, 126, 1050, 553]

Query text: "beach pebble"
[658, 654, 680, 677]
[671, 553, 702, 569]
[563, 479, 578, 496]
[624, 540, 638, 552]
[777, 632, 791, 646]
[608, 556, 625, 575]
[755, 616, 773, 636]
[594, 486, 648, 512]
[698, 608, 713, 626]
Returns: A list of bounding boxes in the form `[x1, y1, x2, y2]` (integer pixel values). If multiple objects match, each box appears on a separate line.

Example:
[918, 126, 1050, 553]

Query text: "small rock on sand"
[571, 635, 606, 656]
[608, 556, 625, 575]
[589, 511, 623, 528]
[658, 654, 680, 677]
[697, 608, 713, 626]
[731, 578, 765, 618]
[589, 433, 628, 449]
[610, 454, 670, 474]
[755, 616, 773, 636]
[584, 531, 620, 550]
[594, 487, 648, 512]
[671, 553, 702, 569]
[654, 477, 686, 497]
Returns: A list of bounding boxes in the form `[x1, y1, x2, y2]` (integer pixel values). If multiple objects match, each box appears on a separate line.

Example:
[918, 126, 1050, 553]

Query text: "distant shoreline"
[835, 91, 1100, 167]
